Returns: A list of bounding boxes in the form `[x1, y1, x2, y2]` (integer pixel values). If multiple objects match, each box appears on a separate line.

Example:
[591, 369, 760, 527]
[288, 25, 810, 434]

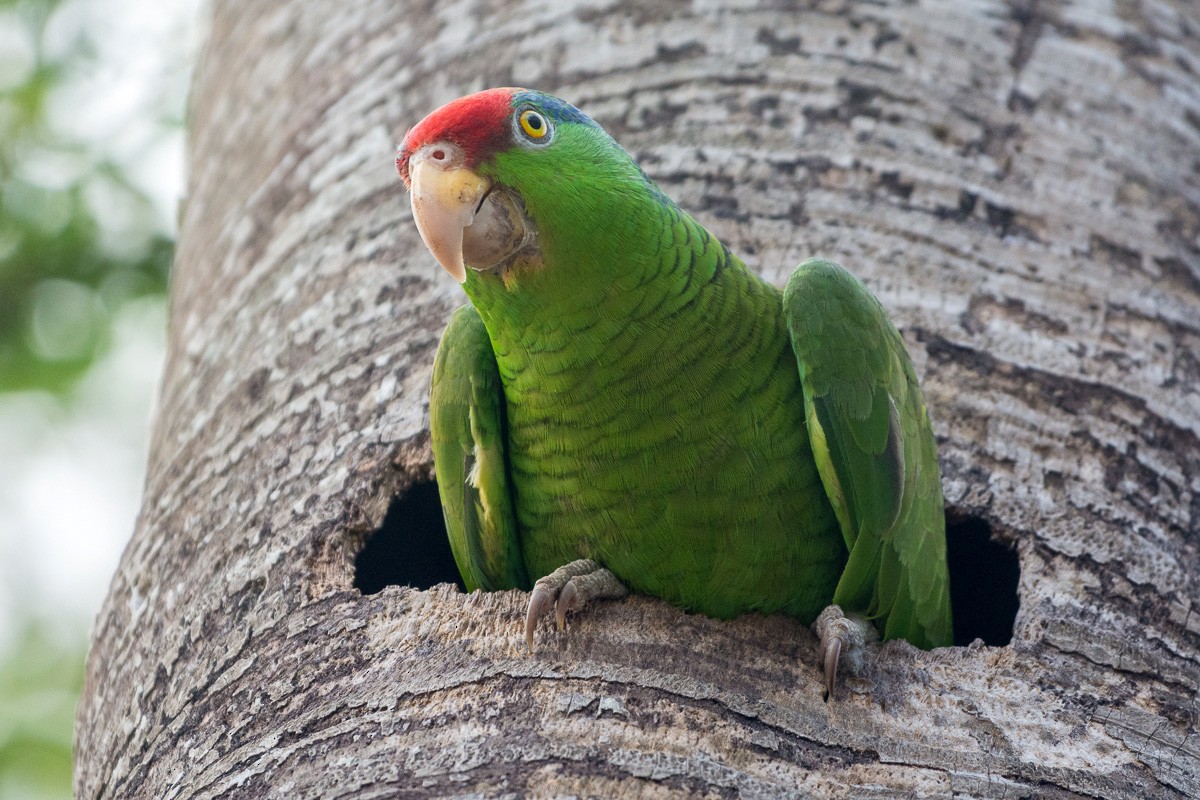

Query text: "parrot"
[395, 88, 952, 699]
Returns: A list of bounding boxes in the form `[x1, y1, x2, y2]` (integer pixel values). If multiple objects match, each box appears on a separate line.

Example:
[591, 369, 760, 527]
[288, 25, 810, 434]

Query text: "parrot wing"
[430, 305, 530, 592]
[783, 259, 952, 649]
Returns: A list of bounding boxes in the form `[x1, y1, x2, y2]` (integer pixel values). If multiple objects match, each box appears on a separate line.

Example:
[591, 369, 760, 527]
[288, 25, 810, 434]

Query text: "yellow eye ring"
[518, 109, 549, 139]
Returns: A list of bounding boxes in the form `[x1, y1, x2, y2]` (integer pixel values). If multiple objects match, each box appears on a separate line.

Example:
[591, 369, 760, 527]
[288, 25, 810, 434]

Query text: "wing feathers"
[431, 305, 529, 592]
[785, 259, 952, 649]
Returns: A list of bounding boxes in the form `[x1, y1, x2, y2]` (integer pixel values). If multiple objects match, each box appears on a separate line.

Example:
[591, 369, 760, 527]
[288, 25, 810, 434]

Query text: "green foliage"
[0, 0, 173, 394]
[0, 626, 81, 800]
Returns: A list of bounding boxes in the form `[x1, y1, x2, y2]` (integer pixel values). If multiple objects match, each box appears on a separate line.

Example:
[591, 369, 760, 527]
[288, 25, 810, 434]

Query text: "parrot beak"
[408, 155, 491, 283]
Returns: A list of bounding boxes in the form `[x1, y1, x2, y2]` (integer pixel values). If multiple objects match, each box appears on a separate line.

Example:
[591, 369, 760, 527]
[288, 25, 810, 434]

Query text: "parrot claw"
[813, 605, 877, 702]
[822, 634, 842, 702]
[524, 584, 556, 651]
[523, 559, 628, 651]
[556, 581, 580, 630]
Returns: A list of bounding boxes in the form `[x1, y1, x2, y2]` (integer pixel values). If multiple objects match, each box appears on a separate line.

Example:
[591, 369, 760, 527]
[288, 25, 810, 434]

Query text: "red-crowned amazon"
[396, 88, 952, 699]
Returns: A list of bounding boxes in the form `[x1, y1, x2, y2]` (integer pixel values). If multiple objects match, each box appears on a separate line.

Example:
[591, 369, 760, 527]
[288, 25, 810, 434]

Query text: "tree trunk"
[76, 1, 1199, 797]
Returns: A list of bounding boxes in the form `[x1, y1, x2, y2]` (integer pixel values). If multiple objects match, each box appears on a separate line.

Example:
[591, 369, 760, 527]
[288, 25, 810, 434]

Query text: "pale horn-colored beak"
[408, 156, 490, 283]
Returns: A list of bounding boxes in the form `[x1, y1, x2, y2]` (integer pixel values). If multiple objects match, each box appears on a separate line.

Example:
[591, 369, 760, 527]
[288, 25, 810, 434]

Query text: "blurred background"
[0, 0, 200, 795]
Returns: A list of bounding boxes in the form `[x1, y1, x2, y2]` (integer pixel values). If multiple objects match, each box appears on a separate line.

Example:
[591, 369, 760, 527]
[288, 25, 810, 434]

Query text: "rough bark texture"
[77, 0, 1199, 797]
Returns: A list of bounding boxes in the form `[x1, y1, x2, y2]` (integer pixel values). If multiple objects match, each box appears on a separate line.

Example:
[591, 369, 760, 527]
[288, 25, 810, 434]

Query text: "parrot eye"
[517, 109, 551, 142]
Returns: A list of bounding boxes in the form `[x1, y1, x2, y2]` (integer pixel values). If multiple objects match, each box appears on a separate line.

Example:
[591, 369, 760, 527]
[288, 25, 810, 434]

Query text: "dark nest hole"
[946, 514, 1020, 646]
[353, 483, 1021, 648]
[353, 480, 463, 594]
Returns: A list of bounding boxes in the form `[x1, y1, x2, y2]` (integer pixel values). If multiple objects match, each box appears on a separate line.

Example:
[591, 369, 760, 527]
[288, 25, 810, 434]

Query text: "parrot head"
[397, 88, 646, 285]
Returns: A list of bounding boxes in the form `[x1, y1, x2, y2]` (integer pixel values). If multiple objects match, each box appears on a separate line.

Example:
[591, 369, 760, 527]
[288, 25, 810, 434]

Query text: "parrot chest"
[496, 296, 845, 621]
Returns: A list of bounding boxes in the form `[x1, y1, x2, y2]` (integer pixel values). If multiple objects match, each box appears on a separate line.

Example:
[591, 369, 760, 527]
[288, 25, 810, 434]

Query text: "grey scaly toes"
[524, 559, 628, 650]
[812, 605, 878, 702]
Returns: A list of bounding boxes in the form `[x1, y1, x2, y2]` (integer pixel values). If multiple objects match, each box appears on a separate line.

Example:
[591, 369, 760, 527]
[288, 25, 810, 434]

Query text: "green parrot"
[396, 88, 952, 698]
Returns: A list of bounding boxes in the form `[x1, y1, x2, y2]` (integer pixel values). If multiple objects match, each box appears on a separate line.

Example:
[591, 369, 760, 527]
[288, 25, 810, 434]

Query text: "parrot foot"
[524, 559, 628, 651]
[812, 605, 878, 702]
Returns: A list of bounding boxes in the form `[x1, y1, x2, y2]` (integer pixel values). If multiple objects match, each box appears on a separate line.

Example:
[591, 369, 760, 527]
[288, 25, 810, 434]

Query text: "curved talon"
[813, 605, 877, 702]
[822, 635, 843, 703]
[556, 581, 580, 630]
[522, 560, 628, 651]
[525, 584, 556, 651]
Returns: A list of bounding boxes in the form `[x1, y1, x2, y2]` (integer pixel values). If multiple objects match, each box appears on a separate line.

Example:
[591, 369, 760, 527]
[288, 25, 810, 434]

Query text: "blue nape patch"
[512, 90, 598, 128]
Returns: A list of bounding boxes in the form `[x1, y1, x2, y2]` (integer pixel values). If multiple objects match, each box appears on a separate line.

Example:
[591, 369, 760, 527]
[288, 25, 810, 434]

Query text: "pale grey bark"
[76, 1, 1199, 797]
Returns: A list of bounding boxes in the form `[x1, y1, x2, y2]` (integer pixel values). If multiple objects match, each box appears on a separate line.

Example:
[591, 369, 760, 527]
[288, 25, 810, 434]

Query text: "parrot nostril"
[432, 149, 446, 161]
[353, 480, 464, 594]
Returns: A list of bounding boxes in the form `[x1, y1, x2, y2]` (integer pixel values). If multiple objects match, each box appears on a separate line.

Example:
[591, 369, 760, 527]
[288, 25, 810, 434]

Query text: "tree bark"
[76, 1, 1199, 797]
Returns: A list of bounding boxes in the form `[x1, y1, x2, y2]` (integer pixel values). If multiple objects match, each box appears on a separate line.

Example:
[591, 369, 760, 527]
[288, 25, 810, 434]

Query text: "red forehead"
[397, 88, 517, 184]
